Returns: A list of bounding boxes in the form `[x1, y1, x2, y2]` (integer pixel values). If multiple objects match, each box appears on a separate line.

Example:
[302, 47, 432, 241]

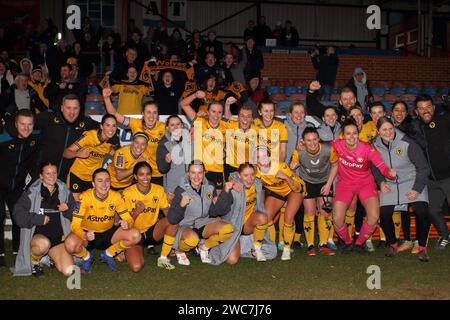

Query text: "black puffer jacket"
[410, 106, 450, 181]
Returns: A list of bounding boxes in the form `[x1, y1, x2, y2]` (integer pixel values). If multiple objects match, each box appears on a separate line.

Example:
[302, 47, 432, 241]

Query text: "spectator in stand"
[310, 45, 339, 101]
[1, 73, 46, 116]
[44, 64, 87, 112]
[254, 16, 272, 46]
[80, 31, 100, 65]
[28, 67, 49, 110]
[31, 42, 56, 81]
[195, 52, 223, 86]
[153, 21, 170, 46]
[105, 66, 152, 115]
[154, 70, 184, 115]
[187, 30, 203, 61]
[168, 28, 188, 61]
[245, 76, 268, 118]
[0, 61, 14, 95]
[156, 43, 170, 61]
[102, 34, 120, 71]
[19, 58, 33, 77]
[243, 36, 264, 82]
[281, 20, 299, 47]
[73, 16, 95, 44]
[243, 20, 256, 42]
[68, 42, 94, 81]
[143, 26, 157, 57]
[201, 30, 223, 60]
[1, 50, 14, 70]
[220, 52, 246, 86]
[272, 21, 283, 46]
[111, 47, 143, 82]
[54, 39, 71, 72]
[124, 29, 151, 63]
[347, 67, 373, 110]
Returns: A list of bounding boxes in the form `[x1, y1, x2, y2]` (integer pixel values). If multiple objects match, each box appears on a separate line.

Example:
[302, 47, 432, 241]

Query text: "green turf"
[1, 241, 450, 300]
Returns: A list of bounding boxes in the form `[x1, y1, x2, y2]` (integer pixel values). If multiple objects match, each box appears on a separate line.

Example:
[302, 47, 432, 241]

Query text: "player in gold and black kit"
[64, 168, 141, 273]
[256, 146, 307, 261]
[181, 90, 230, 190]
[107, 132, 149, 190]
[122, 162, 178, 271]
[103, 88, 166, 186]
[64, 114, 120, 200]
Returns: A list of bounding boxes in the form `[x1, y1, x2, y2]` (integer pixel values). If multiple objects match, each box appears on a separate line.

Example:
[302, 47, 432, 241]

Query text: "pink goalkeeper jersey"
[331, 139, 390, 185]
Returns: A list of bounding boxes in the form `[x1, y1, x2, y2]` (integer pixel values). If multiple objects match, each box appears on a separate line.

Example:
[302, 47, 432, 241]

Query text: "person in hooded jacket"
[373, 117, 431, 262]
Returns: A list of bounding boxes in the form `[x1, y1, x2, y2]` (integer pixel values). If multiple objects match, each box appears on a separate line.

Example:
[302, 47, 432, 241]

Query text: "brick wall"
[261, 53, 450, 83]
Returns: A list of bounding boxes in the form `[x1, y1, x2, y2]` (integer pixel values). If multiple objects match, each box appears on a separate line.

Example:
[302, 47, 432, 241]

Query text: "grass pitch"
[1, 240, 450, 300]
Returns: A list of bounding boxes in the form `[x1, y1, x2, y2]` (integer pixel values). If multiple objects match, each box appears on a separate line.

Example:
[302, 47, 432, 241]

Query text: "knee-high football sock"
[278, 208, 286, 243]
[267, 221, 276, 243]
[283, 223, 295, 248]
[253, 223, 269, 246]
[318, 214, 328, 245]
[178, 237, 199, 252]
[335, 224, 352, 245]
[304, 214, 315, 247]
[106, 240, 129, 257]
[204, 224, 234, 249]
[356, 221, 377, 246]
[161, 234, 175, 257]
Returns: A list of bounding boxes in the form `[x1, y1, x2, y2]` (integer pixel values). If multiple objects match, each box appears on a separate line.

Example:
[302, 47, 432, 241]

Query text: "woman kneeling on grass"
[12, 162, 76, 277]
[122, 162, 178, 271]
[64, 168, 141, 273]
[210, 163, 276, 265]
[168, 161, 235, 265]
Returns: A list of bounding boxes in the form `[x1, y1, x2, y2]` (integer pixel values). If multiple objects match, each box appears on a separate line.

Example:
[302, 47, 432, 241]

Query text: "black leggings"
[380, 202, 430, 247]
[401, 210, 411, 241]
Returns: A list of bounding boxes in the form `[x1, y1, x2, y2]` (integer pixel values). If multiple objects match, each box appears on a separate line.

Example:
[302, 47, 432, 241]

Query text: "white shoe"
[365, 240, 375, 252]
[253, 245, 267, 262]
[176, 251, 190, 266]
[281, 247, 291, 261]
[198, 245, 211, 264]
[157, 256, 175, 270]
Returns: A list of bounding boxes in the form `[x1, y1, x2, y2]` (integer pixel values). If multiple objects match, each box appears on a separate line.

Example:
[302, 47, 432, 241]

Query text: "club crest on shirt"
[30, 140, 36, 147]
[429, 122, 435, 129]
[207, 192, 213, 200]
[356, 157, 364, 163]
[395, 147, 403, 156]
[54, 117, 60, 124]
[153, 196, 158, 204]
[8, 144, 14, 149]
[73, 183, 79, 190]
[109, 204, 115, 211]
